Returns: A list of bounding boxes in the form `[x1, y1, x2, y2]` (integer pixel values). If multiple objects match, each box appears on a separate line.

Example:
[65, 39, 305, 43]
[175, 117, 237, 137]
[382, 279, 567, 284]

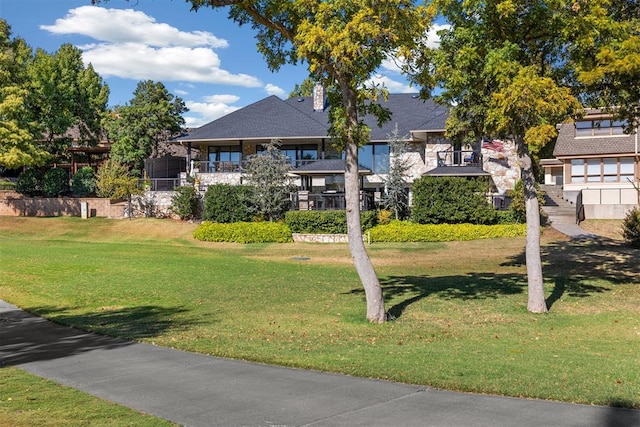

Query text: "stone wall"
[481, 140, 520, 194]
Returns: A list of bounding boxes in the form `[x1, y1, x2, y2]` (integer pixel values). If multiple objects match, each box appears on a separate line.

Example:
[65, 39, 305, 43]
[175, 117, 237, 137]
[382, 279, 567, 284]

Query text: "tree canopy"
[102, 80, 187, 176]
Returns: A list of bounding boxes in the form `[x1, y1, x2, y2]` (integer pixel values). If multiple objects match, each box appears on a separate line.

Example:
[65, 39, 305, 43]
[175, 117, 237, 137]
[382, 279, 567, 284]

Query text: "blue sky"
[1, 0, 444, 128]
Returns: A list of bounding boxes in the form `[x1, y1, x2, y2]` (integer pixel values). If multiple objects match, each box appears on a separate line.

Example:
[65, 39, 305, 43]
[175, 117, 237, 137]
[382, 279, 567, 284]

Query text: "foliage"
[42, 168, 70, 197]
[368, 220, 526, 242]
[243, 140, 296, 221]
[381, 125, 411, 220]
[621, 207, 640, 248]
[71, 166, 96, 196]
[15, 167, 43, 196]
[506, 179, 547, 224]
[377, 209, 393, 225]
[0, 21, 50, 169]
[193, 221, 293, 243]
[284, 210, 377, 234]
[187, 0, 434, 323]
[95, 160, 141, 200]
[202, 184, 253, 223]
[411, 176, 498, 225]
[102, 80, 186, 176]
[170, 186, 200, 220]
[27, 43, 109, 159]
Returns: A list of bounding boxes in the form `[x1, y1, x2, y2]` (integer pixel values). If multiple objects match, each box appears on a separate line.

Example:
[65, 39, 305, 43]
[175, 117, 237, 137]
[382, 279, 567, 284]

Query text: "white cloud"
[264, 83, 286, 98]
[184, 96, 241, 127]
[41, 6, 262, 88]
[368, 75, 415, 93]
[41, 6, 228, 48]
[425, 23, 451, 49]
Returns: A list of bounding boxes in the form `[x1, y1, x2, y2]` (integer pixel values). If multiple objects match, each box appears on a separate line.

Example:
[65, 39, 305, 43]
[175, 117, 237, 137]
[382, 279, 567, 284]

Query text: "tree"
[381, 125, 411, 220]
[95, 159, 142, 217]
[566, 0, 640, 128]
[410, 0, 582, 313]
[243, 140, 295, 222]
[102, 80, 187, 176]
[26, 43, 109, 159]
[180, 0, 433, 323]
[0, 20, 49, 169]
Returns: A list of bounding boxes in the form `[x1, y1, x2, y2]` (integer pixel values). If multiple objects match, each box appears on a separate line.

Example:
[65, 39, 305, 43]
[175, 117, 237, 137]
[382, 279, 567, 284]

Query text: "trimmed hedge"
[622, 207, 640, 248]
[202, 184, 253, 223]
[193, 221, 293, 243]
[368, 220, 526, 242]
[285, 210, 377, 234]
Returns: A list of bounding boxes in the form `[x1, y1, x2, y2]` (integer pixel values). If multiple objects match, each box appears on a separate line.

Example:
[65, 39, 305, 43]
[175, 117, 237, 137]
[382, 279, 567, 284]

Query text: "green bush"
[368, 220, 526, 242]
[15, 168, 44, 196]
[71, 167, 96, 196]
[0, 178, 16, 190]
[622, 207, 640, 248]
[193, 221, 293, 243]
[410, 176, 498, 224]
[170, 186, 200, 220]
[202, 184, 253, 223]
[42, 168, 70, 197]
[285, 210, 377, 234]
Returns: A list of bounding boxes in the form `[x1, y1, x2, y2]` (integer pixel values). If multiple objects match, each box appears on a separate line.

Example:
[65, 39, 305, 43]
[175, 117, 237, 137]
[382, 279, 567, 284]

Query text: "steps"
[540, 184, 576, 225]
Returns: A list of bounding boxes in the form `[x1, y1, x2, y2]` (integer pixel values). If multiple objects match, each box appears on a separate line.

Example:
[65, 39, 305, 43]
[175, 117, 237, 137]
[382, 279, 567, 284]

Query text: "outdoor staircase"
[540, 184, 576, 225]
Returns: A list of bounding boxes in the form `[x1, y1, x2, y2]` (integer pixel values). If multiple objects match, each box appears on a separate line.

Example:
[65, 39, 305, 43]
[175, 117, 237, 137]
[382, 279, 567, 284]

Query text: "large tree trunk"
[520, 152, 548, 313]
[344, 141, 386, 323]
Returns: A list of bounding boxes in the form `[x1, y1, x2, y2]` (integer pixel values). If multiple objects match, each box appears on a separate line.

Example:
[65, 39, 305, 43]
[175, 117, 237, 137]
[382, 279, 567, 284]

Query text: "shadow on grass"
[0, 303, 200, 366]
[348, 273, 526, 320]
[502, 236, 640, 309]
[602, 398, 640, 425]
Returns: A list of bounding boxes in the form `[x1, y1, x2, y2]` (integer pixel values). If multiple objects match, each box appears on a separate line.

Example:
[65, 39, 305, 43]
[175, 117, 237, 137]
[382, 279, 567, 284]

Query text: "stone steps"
[540, 184, 576, 225]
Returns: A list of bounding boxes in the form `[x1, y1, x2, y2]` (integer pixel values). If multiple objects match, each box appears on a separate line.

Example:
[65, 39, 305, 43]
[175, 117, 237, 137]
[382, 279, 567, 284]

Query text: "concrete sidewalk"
[1, 299, 638, 427]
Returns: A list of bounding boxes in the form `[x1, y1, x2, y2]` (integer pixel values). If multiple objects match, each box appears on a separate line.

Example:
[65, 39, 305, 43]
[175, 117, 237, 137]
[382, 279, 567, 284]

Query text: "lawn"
[0, 216, 639, 420]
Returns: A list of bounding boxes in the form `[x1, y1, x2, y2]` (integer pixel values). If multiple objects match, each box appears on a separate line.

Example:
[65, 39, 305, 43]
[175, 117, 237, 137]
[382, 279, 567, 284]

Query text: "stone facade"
[0, 191, 118, 217]
[480, 139, 520, 194]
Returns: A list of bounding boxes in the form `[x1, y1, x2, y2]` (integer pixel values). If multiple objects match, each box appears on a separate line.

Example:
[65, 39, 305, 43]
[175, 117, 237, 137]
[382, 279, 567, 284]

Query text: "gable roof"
[176, 93, 449, 143]
[553, 122, 636, 157]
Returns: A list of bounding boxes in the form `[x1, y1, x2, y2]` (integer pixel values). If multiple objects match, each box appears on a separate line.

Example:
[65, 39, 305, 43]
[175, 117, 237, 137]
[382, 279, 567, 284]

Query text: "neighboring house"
[173, 83, 520, 210]
[542, 109, 640, 219]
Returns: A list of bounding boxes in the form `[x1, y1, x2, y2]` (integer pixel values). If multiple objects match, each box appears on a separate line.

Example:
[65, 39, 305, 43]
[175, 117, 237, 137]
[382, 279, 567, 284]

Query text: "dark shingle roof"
[177, 93, 449, 143]
[553, 122, 636, 157]
[423, 166, 489, 177]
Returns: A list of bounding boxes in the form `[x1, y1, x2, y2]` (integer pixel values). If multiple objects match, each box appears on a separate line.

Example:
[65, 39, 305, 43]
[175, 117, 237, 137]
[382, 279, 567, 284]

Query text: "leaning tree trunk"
[344, 141, 386, 323]
[520, 151, 548, 313]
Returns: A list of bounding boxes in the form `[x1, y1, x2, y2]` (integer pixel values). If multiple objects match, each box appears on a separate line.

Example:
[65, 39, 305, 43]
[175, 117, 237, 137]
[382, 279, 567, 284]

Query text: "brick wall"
[0, 191, 115, 217]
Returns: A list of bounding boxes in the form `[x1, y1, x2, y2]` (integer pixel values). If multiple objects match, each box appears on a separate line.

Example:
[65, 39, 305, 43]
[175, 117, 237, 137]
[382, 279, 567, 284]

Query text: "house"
[541, 109, 639, 219]
[172, 84, 521, 209]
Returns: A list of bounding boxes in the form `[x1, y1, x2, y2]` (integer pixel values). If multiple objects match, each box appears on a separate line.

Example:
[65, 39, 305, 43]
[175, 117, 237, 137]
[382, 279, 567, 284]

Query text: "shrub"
[368, 220, 526, 242]
[95, 160, 141, 200]
[202, 184, 253, 223]
[72, 167, 96, 196]
[285, 210, 377, 234]
[622, 207, 640, 248]
[193, 221, 293, 243]
[411, 176, 498, 224]
[170, 186, 200, 220]
[15, 168, 44, 196]
[42, 168, 70, 197]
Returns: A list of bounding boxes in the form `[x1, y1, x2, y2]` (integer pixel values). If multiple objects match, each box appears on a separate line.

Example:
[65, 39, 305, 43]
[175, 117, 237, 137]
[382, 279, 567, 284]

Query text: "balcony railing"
[291, 191, 375, 211]
[437, 150, 482, 167]
[191, 159, 319, 173]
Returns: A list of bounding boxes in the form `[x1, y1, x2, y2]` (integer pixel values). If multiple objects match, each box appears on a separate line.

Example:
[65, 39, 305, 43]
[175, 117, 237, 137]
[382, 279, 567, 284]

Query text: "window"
[574, 119, 628, 137]
[356, 143, 389, 174]
[208, 146, 241, 171]
[257, 144, 318, 167]
[570, 157, 636, 183]
[571, 159, 584, 183]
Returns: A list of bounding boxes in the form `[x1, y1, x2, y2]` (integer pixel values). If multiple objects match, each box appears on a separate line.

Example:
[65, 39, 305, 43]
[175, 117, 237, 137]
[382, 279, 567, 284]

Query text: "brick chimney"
[313, 82, 325, 111]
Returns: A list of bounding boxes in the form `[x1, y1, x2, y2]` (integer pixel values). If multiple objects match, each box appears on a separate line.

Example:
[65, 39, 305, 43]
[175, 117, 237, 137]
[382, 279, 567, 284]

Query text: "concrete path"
[1, 300, 639, 427]
[550, 223, 599, 239]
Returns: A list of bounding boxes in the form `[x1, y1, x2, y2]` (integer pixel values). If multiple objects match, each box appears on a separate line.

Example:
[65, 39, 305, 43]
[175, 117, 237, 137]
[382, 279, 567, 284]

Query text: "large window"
[570, 157, 636, 183]
[354, 143, 390, 174]
[208, 146, 241, 171]
[257, 144, 318, 167]
[575, 119, 627, 137]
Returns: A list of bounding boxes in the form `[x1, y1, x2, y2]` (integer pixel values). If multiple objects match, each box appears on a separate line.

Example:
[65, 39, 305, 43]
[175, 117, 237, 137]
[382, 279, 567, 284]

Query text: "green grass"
[0, 367, 177, 427]
[1, 217, 639, 419]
